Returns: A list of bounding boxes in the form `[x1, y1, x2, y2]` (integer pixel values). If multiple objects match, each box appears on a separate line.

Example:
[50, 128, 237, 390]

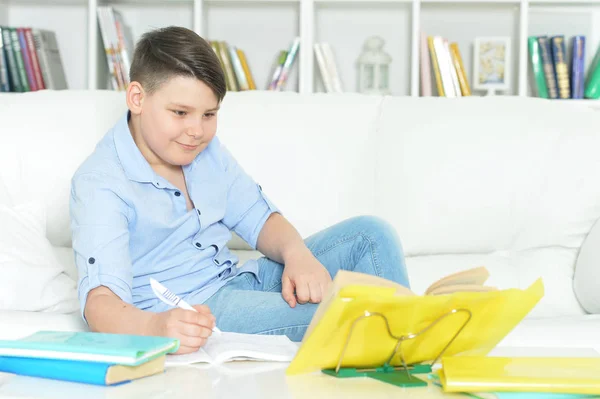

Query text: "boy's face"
[129, 75, 220, 168]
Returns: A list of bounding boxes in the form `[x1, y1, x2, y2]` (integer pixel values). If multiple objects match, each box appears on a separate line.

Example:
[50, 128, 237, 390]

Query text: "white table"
[0, 347, 597, 399]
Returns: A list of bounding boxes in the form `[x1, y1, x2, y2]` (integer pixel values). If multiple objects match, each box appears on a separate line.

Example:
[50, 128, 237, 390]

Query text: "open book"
[304, 266, 495, 339]
[165, 332, 298, 367]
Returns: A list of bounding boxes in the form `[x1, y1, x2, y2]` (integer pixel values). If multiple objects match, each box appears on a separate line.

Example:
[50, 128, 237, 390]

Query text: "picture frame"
[473, 37, 511, 94]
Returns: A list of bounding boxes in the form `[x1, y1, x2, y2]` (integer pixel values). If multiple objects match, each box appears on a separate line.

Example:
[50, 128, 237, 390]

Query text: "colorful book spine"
[427, 36, 444, 96]
[218, 41, 238, 91]
[228, 45, 249, 91]
[537, 36, 558, 99]
[420, 31, 432, 96]
[236, 49, 255, 90]
[450, 42, 471, 96]
[570, 36, 585, 99]
[16, 28, 37, 91]
[9, 28, 30, 92]
[527, 36, 548, 98]
[267, 50, 287, 90]
[24, 28, 45, 90]
[551, 36, 570, 99]
[2, 27, 21, 92]
[0, 27, 10, 91]
[275, 37, 301, 91]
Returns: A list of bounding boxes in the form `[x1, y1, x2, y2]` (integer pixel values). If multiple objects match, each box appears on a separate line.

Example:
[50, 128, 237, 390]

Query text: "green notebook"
[0, 331, 179, 366]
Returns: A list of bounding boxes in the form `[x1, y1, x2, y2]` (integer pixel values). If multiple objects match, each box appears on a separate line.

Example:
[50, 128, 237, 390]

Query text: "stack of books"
[528, 35, 587, 100]
[420, 32, 471, 97]
[0, 331, 179, 386]
[209, 40, 256, 92]
[0, 26, 68, 92]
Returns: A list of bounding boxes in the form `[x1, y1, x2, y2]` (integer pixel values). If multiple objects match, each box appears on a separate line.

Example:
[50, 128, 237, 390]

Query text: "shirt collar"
[113, 111, 159, 184]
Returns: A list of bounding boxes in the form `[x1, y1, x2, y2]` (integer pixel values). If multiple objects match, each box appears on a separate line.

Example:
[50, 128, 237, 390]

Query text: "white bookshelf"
[3, 0, 600, 103]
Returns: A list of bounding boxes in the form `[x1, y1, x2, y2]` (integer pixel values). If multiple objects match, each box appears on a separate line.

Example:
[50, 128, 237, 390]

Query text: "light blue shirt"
[70, 112, 279, 319]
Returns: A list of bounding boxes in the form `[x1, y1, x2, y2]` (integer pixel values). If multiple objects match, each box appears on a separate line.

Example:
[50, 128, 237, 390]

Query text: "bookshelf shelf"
[2, 0, 600, 104]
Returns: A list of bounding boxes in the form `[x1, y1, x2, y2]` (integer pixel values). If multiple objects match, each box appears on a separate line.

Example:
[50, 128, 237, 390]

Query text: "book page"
[202, 332, 298, 364]
[425, 266, 490, 295]
[164, 348, 212, 366]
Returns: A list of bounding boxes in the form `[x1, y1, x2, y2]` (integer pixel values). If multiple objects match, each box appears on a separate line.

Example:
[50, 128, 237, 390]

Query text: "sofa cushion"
[0, 90, 126, 248]
[574, 217, 600, 313]
[0, 201, 78, 313]
[217, 91, 381, 240]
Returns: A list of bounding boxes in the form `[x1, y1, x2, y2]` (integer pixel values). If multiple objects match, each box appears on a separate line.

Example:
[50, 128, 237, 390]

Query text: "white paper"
[165, 332, 298, 367]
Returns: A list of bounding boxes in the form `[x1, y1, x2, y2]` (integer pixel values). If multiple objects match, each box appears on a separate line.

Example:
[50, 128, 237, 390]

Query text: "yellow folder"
[286, 278, 544, 376]
[439, 356, 600, 395]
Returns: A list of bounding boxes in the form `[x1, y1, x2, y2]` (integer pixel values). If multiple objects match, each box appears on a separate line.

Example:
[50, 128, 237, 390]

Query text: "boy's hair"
[130, 26, 226, 102]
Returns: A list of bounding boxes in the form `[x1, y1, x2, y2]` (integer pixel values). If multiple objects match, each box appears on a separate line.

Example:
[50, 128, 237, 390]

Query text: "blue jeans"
[203, 216, 409, 342]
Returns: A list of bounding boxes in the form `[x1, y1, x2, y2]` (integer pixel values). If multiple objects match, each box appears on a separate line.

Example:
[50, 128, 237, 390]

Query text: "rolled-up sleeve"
[70, 172, 133, 321]
[219, 144, 280, 249]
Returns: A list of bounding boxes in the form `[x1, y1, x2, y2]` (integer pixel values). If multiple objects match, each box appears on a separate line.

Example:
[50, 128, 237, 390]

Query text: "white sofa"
[1, 89, 600, 351]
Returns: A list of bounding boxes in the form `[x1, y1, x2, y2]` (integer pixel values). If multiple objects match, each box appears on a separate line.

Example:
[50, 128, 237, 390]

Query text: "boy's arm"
[71, 173, 214, 354]
[256, 213, 332, 308]
[85, 286, 215, 354]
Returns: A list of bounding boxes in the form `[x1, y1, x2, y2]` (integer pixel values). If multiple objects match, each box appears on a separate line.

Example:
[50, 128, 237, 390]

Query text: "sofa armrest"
[574, 216, 600, 313]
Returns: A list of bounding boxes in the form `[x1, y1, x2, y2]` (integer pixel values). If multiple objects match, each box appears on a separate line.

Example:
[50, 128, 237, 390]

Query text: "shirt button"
[197, 209, 201, 215]
[195, 242, 202, 248]
[174, 191, 181, 197]
[88, 257, 95, 265]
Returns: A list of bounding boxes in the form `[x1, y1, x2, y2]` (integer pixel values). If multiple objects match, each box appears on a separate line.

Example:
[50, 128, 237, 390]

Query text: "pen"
[150, 278, 222, 335]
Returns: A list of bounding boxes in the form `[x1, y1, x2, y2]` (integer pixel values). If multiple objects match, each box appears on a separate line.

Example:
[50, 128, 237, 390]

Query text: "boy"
[70, 26, 409, 354]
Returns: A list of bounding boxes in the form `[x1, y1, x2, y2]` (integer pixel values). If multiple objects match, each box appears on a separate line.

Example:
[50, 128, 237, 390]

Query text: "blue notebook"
[0, 331, 179, 366]
[0, 355, 166, 386]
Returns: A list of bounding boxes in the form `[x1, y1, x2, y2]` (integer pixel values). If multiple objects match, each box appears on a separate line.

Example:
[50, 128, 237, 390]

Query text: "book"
[2, 27, 22, 92]
[267, 50, 287, 90]
[0, 27, 10, 91]
[274, 37, 301, 91]
[450, 42, 471, 96]
[228, 45, 249, 91]
[0, 354, 165, 386]
[23, 28, 45, 90]
[9, 28, 29, 92]
[0, 331, 179, 366]
[31, 29, 68, 90]
[218, 41, 239, 91]
[16, 28, 37, 91]
[420, 31, 433, 96]
[314, 43, 333, 93]
[165, 331, 298, 366]
[528, 36, 549, 98]
[320, 42, 343, 93]
[537, 36, 558, 99]
[287, 268, 543, 376]
[439, 356, 600, 395]
[236, 48, 256, 90]
[428, 36, 444, 96]
[551, 36, 570, 99]
[302, 266, 494, 341]
[571, 36, 585, 99]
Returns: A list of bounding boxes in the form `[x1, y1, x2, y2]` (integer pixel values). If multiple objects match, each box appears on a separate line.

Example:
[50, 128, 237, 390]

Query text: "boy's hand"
[281, 249, 332, 308]
[149, 304, 216, 354]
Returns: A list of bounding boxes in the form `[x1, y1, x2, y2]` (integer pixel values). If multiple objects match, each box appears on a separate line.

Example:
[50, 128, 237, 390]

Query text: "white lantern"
[357, 36, 392, 95]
